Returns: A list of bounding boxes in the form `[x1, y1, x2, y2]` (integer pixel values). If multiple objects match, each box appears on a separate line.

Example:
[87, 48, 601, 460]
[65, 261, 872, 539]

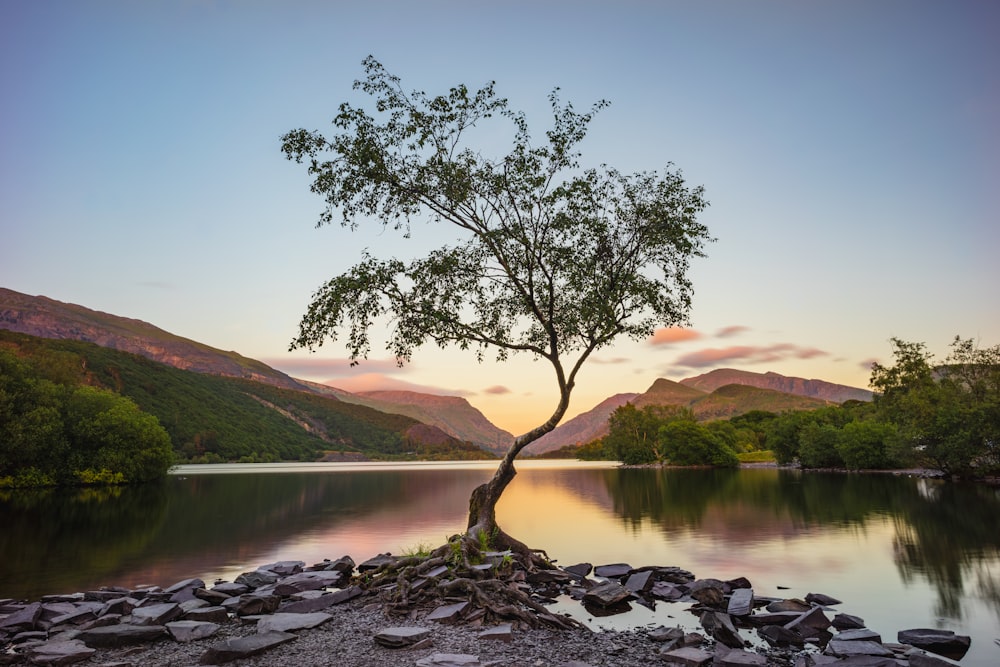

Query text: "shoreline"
[1, 553, 978, 667]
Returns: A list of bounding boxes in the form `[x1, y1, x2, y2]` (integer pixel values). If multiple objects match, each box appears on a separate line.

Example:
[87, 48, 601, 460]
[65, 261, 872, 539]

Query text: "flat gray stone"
[77, 623, 167, 647]
[166, 620, 220, 642]
[184, 606, 229, 623]
[280, 585, 362, 613]
[0, 601, 42, 631]
[256, 612, 331, 633]
[805, 592, 842, 606]
[199, 630, 297, 664]
[131, 602, 182, 626]
[427, 601, 469, 624]
[624, 570, 654, 594]
[700, 611, 743, 648]
[833, 613, 866, 630]
[826, 639, 894, 657]
[374, 626, 431, 648]
[27, 639, 96, 665]
[728, 588, 754, 616]
[593, 563, 632, 579]
[582, 581, 631, 607]
[837, 628, 882, 643]
[659, 646, 713, 666]
[715, 648, 768, 666]
[897, 628, 971, 659]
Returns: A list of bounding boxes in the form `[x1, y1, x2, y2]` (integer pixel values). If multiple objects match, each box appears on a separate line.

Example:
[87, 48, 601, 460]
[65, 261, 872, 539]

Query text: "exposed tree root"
[354, 532, 586, 631]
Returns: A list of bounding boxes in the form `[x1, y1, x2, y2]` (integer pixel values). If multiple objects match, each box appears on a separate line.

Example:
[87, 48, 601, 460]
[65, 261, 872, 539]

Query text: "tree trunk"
[465, 390, 571, 552]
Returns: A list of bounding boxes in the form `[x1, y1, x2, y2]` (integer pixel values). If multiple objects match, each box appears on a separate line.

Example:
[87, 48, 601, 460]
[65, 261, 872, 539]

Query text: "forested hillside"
[0, 331, 492, 470]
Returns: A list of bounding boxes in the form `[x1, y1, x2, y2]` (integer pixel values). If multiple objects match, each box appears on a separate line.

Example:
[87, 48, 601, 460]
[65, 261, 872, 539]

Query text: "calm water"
[2, 461, 999, 665]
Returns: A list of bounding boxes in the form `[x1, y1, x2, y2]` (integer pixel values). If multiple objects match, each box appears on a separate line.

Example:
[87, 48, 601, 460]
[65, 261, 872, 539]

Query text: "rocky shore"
[0, 552, 976, 666]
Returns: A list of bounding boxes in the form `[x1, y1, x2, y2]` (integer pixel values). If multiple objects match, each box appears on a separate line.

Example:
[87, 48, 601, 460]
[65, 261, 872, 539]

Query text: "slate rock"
[256, 612, 331, 633]
[825, 639, 894, 657]
[837, 628, 882, 643]
[725, 576, 752, 590]
[234, 570, 278, 589]
[99, 597, 139, 617]
[688, 579, 725, 607]
[833, 613, 866, 630]
[659, 646, 713, 666]
[897, 628, 971, 660]
[562, 563, 592, 579]
[315, 555, 355, 573]
[77, 623, 167, 647]
[234, 595, 281, 616]
[806, 592, 842, 606]
[199, 630, 297, 664]
[758, 624, 805, 647]
[427, 601, 469, 624]
[184, 606, 230, 624]
[165, 620, 220, 642]
[908, 651, 964, 667]
[650, 581, 685, 601]
[131, 602, 182, 626]
[715, 648, 769, 666]
[624, 570, 654, 594]
[280, 585, 362, 613]
[767, 598, 811, 613]
[260, 560, 304, 576]
[582, 581, 631, 607]
[0, 601, 42, 631]
[374, 626, 431, 648]
[593, 563, 632, 579]
[728, 588, 754, 616]
[648, 626, 685, 643]
[746, 611, 800, 627]
[656, 566, 696, 584]
[165, 578, 205, 602]
[784, 606, 831, 632]
[193, 588, 231, 606]
[27, 639, 96, 665]
[209, 582, 248, 596]
[700, 611, 744, 648]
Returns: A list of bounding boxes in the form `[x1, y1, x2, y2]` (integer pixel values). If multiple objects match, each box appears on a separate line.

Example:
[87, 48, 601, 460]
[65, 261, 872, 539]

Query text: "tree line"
[562, 337, 999, 479]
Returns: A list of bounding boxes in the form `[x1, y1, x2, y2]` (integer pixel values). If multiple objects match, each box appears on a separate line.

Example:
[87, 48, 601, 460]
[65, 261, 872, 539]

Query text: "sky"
[2, 1, 998, 436]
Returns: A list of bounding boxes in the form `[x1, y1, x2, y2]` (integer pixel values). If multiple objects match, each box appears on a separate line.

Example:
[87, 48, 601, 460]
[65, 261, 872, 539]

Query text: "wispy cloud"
[261, 357, 407, 378]
[716, 325, 750, 338]
[322, 373, 471, 396]
[859, 357, 879, 371]
[672, 343, 830, 369]
[484, 385, 511, 395]
[590, 356, 630, 365]
[648, 327, 702, 345]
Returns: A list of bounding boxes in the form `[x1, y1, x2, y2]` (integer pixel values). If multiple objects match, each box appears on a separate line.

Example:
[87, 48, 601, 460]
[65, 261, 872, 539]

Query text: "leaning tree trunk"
[465, 392, 571, 559]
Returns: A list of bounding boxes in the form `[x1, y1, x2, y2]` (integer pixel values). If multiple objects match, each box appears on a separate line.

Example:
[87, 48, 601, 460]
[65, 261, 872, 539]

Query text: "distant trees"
[603, 404, 739, 467]
[0, 348, 174, 487]
[871, 337, 1000, 477]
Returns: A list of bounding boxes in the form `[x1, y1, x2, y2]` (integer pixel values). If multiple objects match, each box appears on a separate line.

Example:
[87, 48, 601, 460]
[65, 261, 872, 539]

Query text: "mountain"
[525, 393, 640, 455]
[527, 374, 838, 453]
[0, 288, 304, 391]
[680, 368, 872, 403]
[305, 384, 514, 454]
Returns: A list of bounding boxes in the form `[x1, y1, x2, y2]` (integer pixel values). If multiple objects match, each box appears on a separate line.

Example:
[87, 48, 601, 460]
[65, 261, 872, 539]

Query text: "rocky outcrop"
[680, 368, 872, 403]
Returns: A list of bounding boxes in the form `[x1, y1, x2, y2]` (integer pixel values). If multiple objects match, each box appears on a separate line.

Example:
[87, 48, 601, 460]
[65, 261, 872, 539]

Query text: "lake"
[2, 461, 998, 665]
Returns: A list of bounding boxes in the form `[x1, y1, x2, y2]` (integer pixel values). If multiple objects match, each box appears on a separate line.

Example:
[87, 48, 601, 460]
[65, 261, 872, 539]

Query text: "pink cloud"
[859, 357, 880, 371]
[648, 327, 702, 346]
[716, 325, 750, 338]
[590, 356, 630, 365]
[261, 357, 407, 379]
[673, 344, 830, 369]
[321, 373, 471, 396]
[484, 385, 511, 395]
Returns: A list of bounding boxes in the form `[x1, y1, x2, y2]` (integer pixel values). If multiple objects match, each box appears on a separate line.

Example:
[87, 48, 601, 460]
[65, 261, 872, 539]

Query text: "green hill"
[0, 330, 491, 463]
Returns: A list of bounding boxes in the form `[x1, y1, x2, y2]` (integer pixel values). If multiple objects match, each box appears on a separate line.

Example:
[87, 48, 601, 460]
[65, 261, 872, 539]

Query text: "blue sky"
[2, 1, 997, 434]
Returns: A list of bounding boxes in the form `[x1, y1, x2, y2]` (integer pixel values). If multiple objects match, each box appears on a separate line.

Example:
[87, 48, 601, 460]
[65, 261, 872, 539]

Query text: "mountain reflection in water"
[1, 462, 998, 666]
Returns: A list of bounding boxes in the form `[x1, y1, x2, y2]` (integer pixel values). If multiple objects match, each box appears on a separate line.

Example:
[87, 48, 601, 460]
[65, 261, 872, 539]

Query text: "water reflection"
[2, 463, 998, 665]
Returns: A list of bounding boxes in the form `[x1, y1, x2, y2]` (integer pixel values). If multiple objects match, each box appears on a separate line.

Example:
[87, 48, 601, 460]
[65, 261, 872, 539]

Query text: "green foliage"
[281, 57, 711, 452]
[0, 347, 173, 486]
[605, 403, 669, 464]
[659, 416, 739, 468]
[736, 450, 776, 463]
[798, 422, 844, 469]
[1, 330, 488, 471]
[871, 336, 1000, 477]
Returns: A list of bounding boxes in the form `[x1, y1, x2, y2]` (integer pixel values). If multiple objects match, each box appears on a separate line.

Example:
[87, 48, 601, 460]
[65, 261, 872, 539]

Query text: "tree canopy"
[281, 57, 712, 546]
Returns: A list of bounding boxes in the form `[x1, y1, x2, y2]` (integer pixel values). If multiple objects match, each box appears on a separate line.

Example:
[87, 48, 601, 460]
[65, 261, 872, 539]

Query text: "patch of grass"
[399, 542, 434, 558]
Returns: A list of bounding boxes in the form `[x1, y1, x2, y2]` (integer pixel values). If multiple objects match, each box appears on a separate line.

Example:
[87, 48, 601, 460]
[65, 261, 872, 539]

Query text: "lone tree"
[281, 57, 711, 558]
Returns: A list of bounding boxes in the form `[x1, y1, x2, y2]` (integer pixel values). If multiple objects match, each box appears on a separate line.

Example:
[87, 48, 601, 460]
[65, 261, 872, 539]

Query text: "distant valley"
[0, 287, 871, 458]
